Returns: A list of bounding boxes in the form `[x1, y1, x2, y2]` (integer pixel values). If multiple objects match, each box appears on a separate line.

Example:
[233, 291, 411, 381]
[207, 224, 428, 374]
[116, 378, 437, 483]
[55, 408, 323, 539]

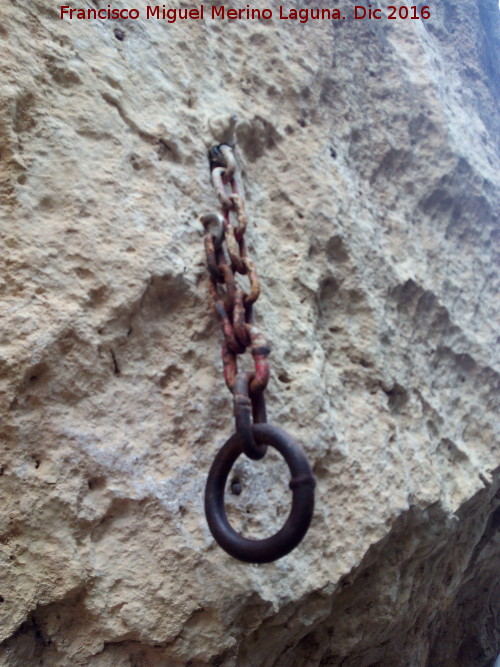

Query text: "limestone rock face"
[1, 0, 499, 665]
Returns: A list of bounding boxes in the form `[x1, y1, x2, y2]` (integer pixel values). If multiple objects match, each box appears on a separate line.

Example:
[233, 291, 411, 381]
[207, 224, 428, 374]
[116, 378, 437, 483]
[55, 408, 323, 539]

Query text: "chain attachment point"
[233, 372, 267, 460]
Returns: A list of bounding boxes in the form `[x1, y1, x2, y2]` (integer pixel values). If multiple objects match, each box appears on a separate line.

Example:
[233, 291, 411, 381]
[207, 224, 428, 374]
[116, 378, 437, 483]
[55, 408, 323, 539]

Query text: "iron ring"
[204, 424, 315, 563]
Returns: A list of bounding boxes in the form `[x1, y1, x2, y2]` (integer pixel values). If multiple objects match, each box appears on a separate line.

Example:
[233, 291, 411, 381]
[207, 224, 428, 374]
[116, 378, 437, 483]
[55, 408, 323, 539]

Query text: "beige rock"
[0, 0, 499, 665]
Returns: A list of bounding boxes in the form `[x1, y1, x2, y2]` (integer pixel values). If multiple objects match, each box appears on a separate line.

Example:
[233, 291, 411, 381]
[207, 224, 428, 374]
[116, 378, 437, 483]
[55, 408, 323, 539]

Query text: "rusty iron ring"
[204, 424, 316, 563]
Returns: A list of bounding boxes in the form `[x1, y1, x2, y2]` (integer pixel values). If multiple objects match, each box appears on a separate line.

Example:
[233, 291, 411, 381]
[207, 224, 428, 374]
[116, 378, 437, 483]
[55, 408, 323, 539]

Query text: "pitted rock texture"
[0, 0, 499, 665]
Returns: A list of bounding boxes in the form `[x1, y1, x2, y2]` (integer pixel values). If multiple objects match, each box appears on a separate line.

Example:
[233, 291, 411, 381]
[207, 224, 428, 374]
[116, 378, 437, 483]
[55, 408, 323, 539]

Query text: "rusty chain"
[202, 144, 316, 563]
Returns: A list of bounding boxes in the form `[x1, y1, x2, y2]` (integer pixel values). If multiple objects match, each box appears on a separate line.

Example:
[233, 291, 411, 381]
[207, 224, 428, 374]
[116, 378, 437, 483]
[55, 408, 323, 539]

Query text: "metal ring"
[205, 424, 315, 563]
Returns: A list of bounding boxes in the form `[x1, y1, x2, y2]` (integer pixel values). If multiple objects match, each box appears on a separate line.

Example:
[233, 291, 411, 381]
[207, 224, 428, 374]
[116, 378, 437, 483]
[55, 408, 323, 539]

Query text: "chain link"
[201, 144, 270, 441]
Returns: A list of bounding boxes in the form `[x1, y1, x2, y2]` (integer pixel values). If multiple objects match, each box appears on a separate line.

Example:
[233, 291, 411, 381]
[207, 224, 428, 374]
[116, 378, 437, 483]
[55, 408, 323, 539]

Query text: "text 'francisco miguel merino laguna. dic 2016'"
[60, 5, 432, 23]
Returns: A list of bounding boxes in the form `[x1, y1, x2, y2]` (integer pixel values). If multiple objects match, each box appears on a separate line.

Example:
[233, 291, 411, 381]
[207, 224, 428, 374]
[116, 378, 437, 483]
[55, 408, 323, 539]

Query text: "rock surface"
[0, 0, 499, 665]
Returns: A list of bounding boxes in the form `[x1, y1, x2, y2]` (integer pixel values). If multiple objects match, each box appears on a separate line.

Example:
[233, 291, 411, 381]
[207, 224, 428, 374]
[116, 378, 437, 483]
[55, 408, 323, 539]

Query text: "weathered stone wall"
[0, 0, 498, 665]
